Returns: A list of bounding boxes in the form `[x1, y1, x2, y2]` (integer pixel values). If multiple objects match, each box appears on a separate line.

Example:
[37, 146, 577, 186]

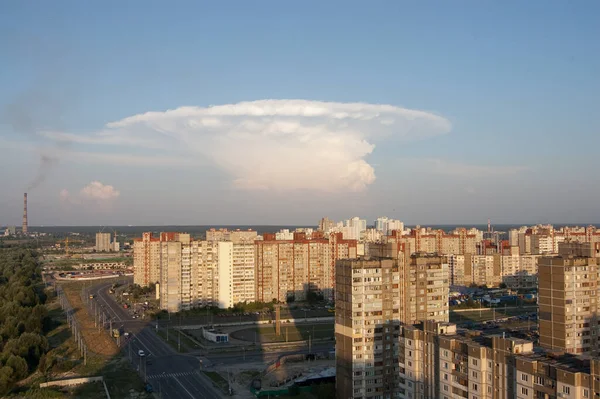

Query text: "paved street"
[84, 278, 336, 398]
[88, 280, 225, 398]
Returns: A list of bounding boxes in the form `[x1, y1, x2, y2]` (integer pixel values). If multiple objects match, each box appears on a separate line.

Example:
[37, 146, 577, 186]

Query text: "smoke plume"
[1, 35, 73, 191]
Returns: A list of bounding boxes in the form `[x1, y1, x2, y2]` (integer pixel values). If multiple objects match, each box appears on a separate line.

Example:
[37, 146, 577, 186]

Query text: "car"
[138, 350, 145, 357]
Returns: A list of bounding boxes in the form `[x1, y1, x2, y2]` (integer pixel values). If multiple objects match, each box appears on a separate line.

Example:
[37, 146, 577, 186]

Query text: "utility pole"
[178, 315, 181, 352]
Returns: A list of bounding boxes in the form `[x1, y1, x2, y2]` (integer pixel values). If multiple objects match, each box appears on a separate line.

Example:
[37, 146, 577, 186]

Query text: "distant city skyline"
[1, 1, 598, 225]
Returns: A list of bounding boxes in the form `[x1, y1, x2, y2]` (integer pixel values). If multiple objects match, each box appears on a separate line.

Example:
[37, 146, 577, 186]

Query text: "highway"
[88, 281, 225, 399]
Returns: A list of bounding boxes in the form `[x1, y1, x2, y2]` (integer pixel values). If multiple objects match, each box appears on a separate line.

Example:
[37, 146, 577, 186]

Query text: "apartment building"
[386, 228, 479, 256]
[229, 230, 258, 304]
[255, 232, 357, 303]
[95, 232, 112, 252]
[538, 242, 599, 355]
[335, 254, 451, 399]
[445, 253, 539, 289]
[374, 217, 404, 236]
[133, 232, 179, 286]
[337, 318, 600, 399]
[158, 237, 234, 312]
[510, 225, 600, 256]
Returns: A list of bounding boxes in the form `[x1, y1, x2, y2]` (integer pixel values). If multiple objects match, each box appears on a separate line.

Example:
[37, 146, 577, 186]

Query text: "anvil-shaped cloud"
[44, 100, 452, 192]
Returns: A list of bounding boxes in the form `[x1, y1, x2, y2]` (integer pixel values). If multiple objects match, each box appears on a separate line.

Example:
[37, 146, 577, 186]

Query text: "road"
[88, 280, 225, 399]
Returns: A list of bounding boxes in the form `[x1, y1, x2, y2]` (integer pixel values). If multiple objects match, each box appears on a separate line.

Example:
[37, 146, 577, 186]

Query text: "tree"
[6, 355, 28, 380]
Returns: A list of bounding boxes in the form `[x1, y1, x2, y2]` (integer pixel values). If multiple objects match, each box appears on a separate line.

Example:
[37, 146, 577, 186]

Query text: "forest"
[0, 247, 51, 395]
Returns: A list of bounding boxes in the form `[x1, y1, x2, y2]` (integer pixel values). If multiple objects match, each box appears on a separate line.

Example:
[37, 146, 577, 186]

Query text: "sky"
[0, 1, 599, 226]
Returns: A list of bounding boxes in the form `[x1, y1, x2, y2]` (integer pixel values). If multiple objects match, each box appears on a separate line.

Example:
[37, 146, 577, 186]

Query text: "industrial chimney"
[22, 193, 28, 235]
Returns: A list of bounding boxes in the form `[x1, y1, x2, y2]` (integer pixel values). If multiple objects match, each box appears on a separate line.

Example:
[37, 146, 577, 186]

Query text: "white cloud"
[60, 181, 120, 204]
[80, 181, 120, 200]
[46, 100, 452, 192]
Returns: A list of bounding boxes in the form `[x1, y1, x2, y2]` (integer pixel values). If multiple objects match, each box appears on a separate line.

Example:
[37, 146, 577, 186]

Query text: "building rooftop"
[516, 351, 592, 374]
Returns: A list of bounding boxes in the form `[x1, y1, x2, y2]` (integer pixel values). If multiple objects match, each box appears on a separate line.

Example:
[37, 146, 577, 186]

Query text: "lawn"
[231, 323, 334, 343]
[155, 326, 200, 352]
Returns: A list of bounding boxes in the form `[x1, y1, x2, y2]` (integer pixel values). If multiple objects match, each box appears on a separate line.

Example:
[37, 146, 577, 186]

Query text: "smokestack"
[22, 193, 28, 235]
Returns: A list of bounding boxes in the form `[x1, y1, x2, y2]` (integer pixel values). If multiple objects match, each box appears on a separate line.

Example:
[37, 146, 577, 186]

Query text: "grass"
[231, 323, 334, 343]
[22, 284, 147, 398]
[61, 282, 119, 357]
[202, 371, 229, 392]
[155, 327, 199, 352]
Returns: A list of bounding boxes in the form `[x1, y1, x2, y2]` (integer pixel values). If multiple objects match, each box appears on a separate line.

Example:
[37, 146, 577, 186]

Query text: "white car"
[138, 350, 145, 357]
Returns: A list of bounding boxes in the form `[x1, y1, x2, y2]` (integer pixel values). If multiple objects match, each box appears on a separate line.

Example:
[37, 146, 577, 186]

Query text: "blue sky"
[0, 1, 598, 226]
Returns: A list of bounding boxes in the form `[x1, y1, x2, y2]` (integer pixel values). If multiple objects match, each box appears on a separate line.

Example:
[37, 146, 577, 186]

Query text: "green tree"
[6, 355, 28, 380]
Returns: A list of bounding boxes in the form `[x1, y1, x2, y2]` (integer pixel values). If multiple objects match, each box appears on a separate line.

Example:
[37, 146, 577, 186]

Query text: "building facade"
[255, 232, 357, 302]
[337, 320, 600, 399]
[95, 232, 112, 252]
[538, 242, 599, 355]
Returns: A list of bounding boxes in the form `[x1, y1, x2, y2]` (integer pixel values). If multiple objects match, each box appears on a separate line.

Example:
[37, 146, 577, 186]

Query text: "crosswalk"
[147, 371, 198, 380]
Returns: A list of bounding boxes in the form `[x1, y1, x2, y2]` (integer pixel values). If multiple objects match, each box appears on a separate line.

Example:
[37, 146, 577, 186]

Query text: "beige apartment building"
[335, 255, 449, 399]
[134, 230, 258, 312]
[95, 232, 112, 252]
[158, 237, 235, 312]
[133, 232, 180, 286]
[445, 253, 539, 289]
[337, 318, 600, 399]
[254, 232, 357, 303]
[385, 228, 479, 256]
[539, 241, 599, 355]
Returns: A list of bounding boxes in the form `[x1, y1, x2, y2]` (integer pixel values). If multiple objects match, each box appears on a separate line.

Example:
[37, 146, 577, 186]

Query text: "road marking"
[100, 296, 121, 322]
[131, 333, 153, 355]
[147, 371, 197, 379]
[173, 376, 196, 399]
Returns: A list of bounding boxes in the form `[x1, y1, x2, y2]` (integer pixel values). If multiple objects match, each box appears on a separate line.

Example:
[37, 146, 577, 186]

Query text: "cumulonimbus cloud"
[61, 181, 120, 204]
[44, 100, 452, 192]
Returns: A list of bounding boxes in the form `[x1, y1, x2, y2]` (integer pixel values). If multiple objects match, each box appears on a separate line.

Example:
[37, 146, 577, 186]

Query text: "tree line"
[0, 247, 51, 395]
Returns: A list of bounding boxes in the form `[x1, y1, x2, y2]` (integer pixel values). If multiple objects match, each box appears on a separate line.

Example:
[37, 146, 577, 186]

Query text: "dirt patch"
[62, 283, 118, 357]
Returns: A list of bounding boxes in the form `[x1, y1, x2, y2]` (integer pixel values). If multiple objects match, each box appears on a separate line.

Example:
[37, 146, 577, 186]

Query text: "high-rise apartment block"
[386, 228, 479, 255]
[510, 225, 600, 256]
[335, 252, 449, 398]
[159, 235, 236, 312]
[95, 232, 112, 252]
[134, 230, 258, 312]
[337, 319, 600, 399]
[374, 217, 404, 236]
[133, 232, 179, 287]
[539, 241, 599, 355]
[255, 232, 357, 302]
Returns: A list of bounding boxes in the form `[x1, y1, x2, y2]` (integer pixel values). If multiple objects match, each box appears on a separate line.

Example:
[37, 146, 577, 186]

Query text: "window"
[472, 359, 478, 366]
[521, 387, 528, 395]
[563, 386, 571, 394]
[521, 373, 528, 382]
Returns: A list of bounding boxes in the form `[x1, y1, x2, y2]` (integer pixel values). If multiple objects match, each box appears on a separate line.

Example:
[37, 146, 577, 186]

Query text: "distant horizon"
[13, 222, 600, 229]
